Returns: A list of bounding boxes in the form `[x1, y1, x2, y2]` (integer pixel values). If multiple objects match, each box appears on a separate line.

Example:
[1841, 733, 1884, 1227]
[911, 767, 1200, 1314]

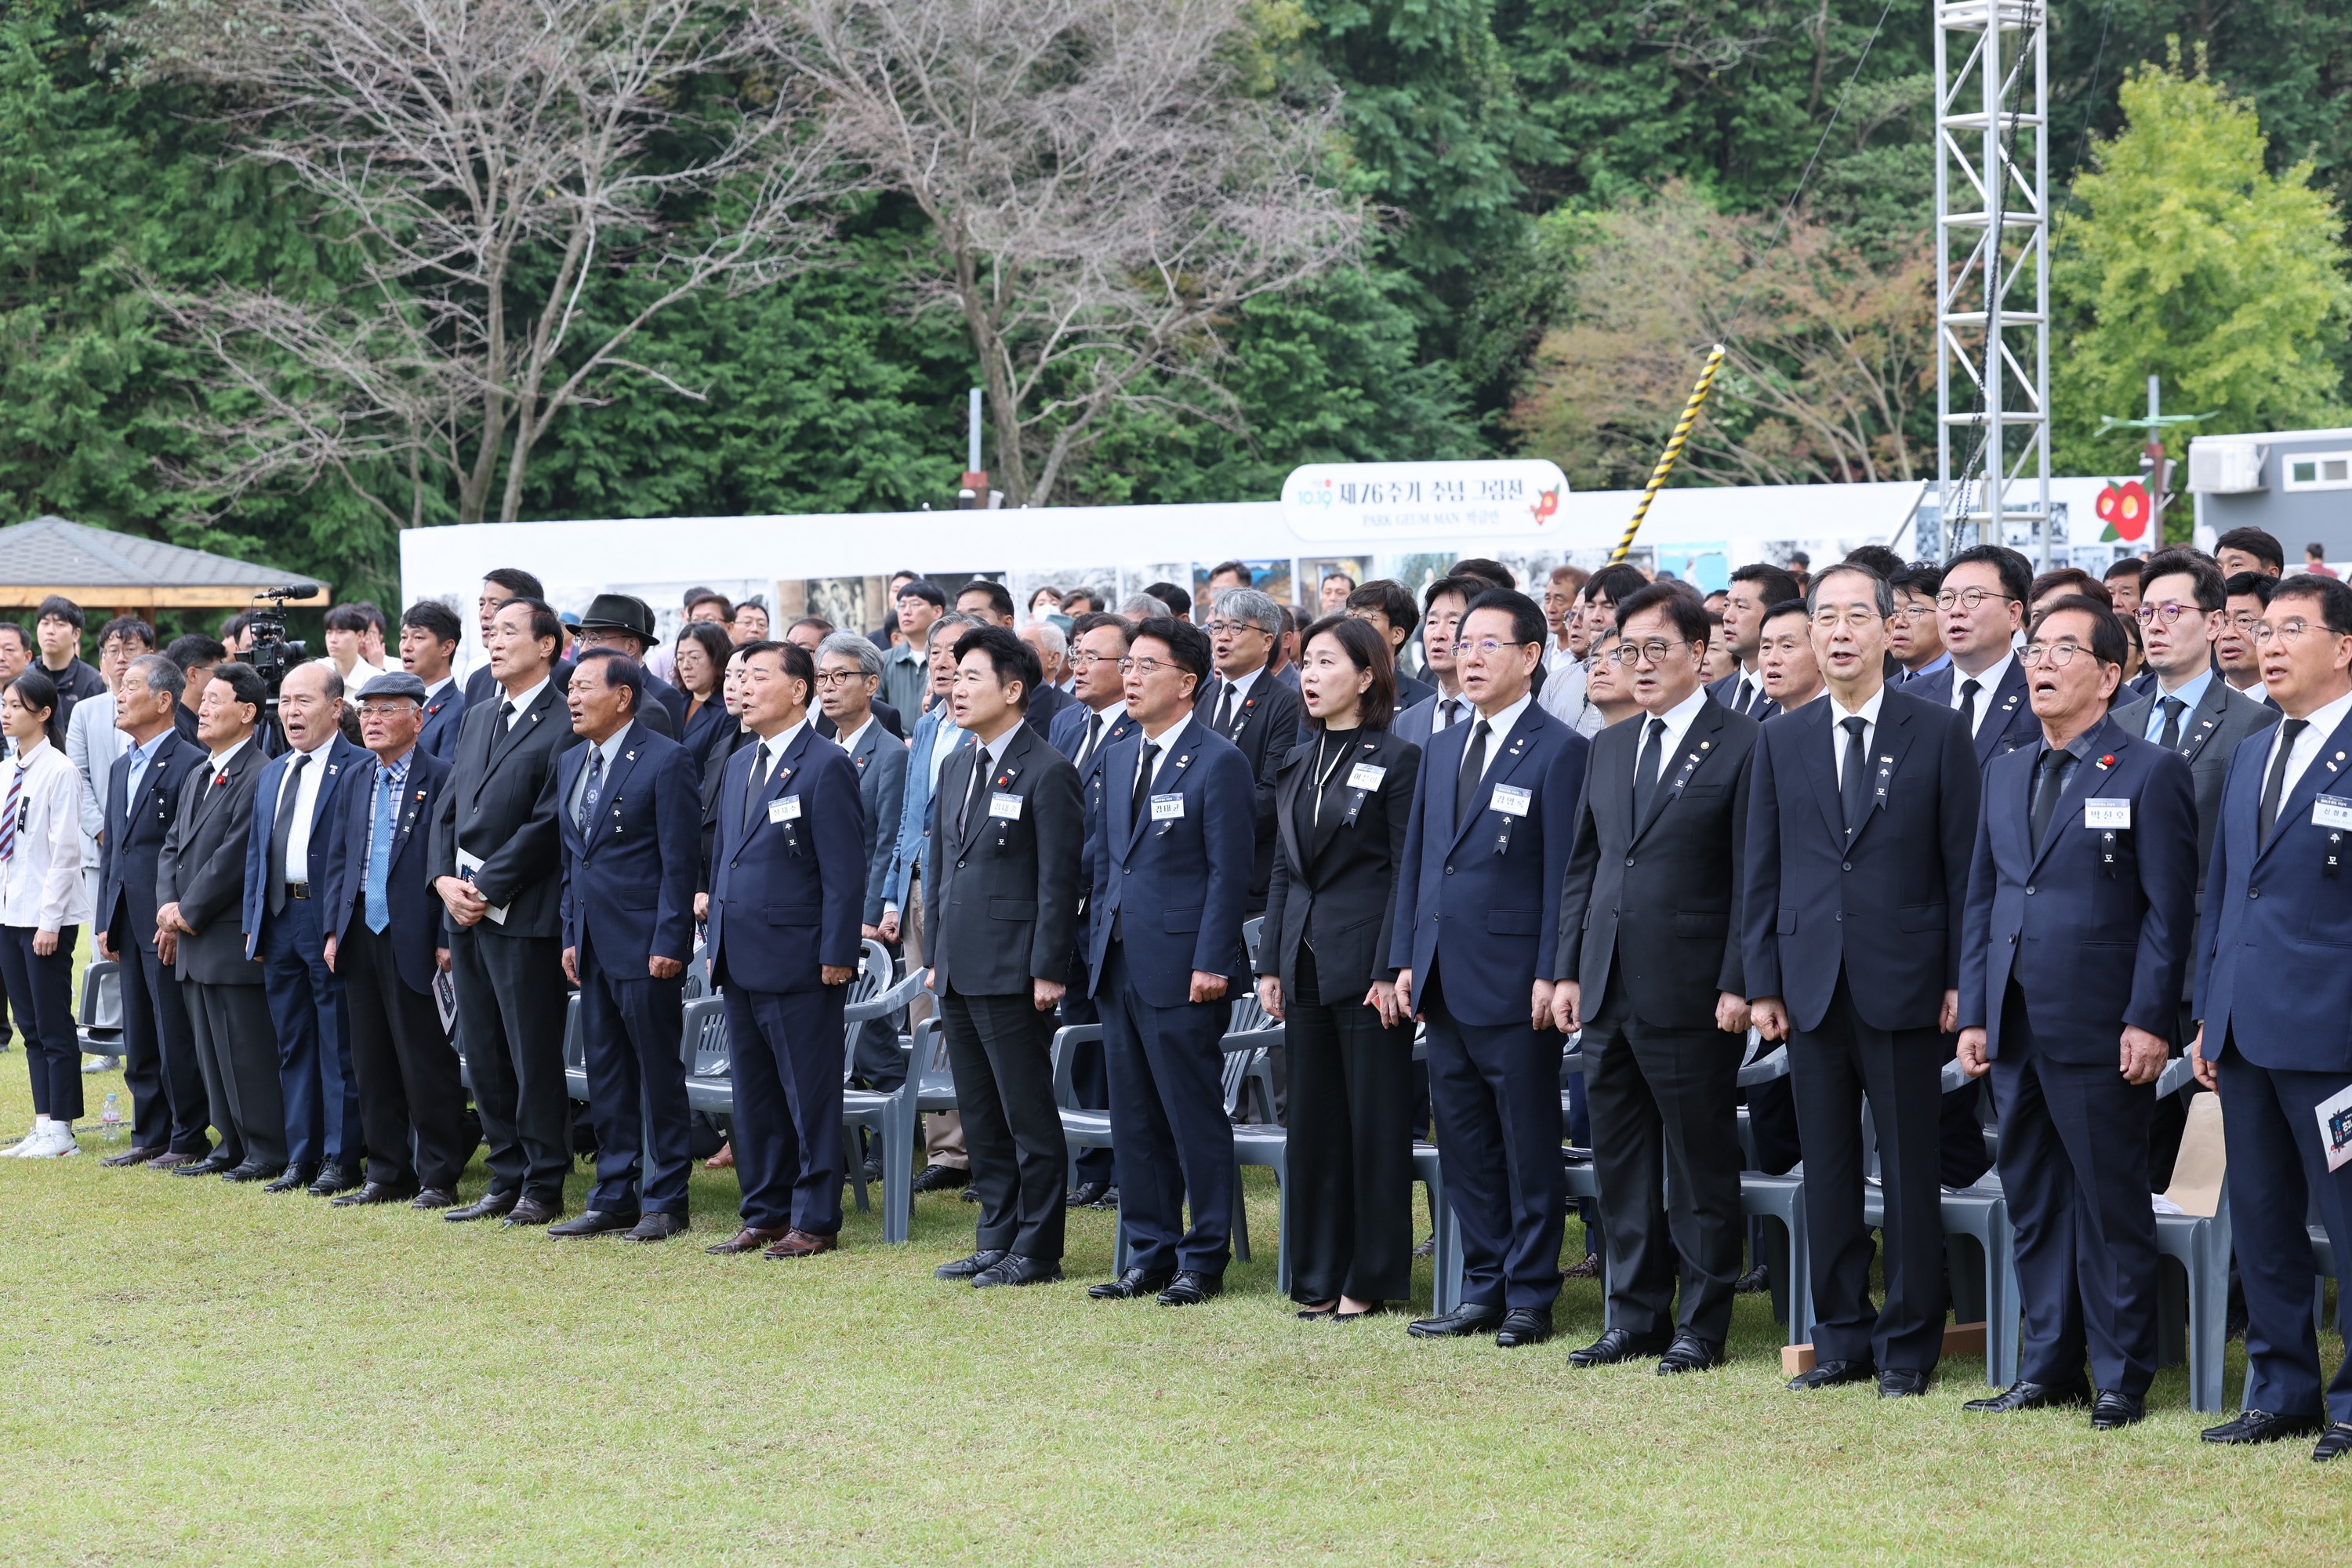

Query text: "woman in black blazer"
[1255, 615, 1422, 1319]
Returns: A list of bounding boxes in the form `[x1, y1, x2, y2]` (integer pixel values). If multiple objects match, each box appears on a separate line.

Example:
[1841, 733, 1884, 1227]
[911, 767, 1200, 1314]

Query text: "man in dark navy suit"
[1392, 589, 1590, 1348]
[320, 673, 470, 1208]
[702, 639, 866, 1259]
[1745, 563, 1978, 1397]
[2190, 572, 2352, 1459]
[1911, 545, 2041, 770]
[1080, 616, 1254, 1308]
[547, 651, 701, 1242]
[1955, 597, 2197, 1429]
[399, 600, 468, 762]
[95, 655, 209, 1167]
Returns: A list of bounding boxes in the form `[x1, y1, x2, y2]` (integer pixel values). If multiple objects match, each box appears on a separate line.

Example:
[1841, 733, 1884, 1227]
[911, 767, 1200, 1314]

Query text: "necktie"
[2258, 718, 2309, 844]
[0, 763, 23, 863]
[499, 699, 516, 730]
[742, 742, 771, 832]
[958, 747, 990, 837]
[267, 752, 310, 914]
[1131, 741, 1160, 829]
[1455, 718, 1491, 829]
[2028, 747, 2070, 855]
[1440, 696, 1461, 731]
[1633, 716, 1664, 825]
[1958, 678, 1981, 736]
[1078, 712, 1103, 769]
[365, 768, 394, 933]
[1838, 717, 1869, 836]
[1737, 677, 1757, 715]
[578, 748, 604, 830]
[2156, 696, 2186, 750]
[1214, 684, 1236, 736]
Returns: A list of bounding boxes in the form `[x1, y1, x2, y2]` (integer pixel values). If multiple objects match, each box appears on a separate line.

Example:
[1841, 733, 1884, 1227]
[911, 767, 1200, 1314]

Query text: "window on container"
[2283, 452, 2352, 491]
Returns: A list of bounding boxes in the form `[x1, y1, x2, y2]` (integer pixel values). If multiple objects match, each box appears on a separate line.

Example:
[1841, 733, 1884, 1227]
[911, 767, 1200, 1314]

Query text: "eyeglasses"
[1809, 608, 1884, 630]
[1457, 637, 1535, 659]
[1605, 638, 1690, 666]
[1068, 652, 1116, 668]
[2251, 621, 2322, 646]
[1935, 587, 2017, 612]
[2136, 602, 2203, 625]
[1200, 620, 1268, 638]
[2020, 641, 2094, 667]
[1890, 604, 1937, 620]
[812, 669, 869, 687]
[2225, 612, 2266, 631]
[1117, 656, 1176, 676]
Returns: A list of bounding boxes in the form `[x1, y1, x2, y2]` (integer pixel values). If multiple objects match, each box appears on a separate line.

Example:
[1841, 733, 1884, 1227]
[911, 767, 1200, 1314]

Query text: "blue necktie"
[365, 767, 394, 933]
[579, 750, 604, 829]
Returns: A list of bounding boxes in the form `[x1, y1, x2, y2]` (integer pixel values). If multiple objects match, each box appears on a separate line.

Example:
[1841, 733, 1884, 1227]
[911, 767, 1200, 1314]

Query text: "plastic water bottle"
[100, 1093, 122, 1144]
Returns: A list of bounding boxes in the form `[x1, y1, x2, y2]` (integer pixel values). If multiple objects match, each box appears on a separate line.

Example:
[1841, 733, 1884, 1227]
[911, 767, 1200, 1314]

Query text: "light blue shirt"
[1899, 651, 1951, 684]
[2143, 666, 2214, 740]
[122, 729, 169, 812]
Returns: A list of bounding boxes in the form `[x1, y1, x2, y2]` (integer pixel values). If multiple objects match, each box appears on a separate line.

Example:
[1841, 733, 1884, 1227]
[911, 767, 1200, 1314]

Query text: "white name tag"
[1347, 763, 1387, 793]
[1150, 793, 1185, 821]
[2083, 798, 2131, 829]
[1490, 784, 1532, 818]
[768, 796, 801, 824]
[2315, 795, 2352, 830]
[989, 792, 1023, 820]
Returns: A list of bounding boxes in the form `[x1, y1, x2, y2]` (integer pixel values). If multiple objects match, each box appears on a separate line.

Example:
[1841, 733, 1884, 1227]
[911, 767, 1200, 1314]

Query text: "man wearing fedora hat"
[574, 594, 688, 742]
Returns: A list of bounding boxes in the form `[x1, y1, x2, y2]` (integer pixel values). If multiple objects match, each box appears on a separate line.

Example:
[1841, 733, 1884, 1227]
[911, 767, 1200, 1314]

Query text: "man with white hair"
[1018, 621, 1074, 736]
[1191, 586, 1302, 918]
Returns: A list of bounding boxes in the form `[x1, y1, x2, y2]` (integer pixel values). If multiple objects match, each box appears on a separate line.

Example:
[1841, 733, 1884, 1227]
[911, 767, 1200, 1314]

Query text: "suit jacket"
[428, 676, 579, 940]
[837, 717, 909, 924]
[1023, 681, 1076, 739]
[924, 722, 1083, 994]
[1957, 717, 2198, 1062]
[1193, 670, 1303, 908]
[1557, 699, 1760, 1029]
[885, 705, 972, 909]
[1050, 702, 1140, 898]
[418, 681, 467, 762]
[1082, 720, 1254, 1008]
[708, 722, 865, 992]
[99, 728, 203, 951]
[2193, 704, 2352, 1073]
[1910, 659, 2039, 771]
[1741, 686, 1979, 1033]
[2111, 677, 2280, 916]
[555, 720, 699, 969]
[1396, 672, 1436, 711]
[1257, 727, 1421, 1006]
[1386, 699, 1590, 1027]
[465, 658, 575, 710]
[815, 698, 903, 744]
[155, 740, 269, 985]
[325, 746, 453, 997]
[241, 734, 372, 956]
[1706, 669, 1778, 721]
[696, 721, 748, 896]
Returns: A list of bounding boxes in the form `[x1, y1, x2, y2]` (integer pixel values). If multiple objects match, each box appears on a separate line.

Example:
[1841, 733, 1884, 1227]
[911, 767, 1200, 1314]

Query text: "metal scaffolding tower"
[1934, 0, 2052, 564]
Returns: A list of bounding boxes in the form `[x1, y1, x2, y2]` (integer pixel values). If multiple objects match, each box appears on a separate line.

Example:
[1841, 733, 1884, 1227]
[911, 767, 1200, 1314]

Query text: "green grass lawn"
[2, 1055, 2345, 1565]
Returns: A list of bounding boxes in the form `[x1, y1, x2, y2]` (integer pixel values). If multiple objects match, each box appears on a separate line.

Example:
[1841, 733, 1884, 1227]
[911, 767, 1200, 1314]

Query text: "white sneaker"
[0, 1116, 52, 1157]
[21, 1122, 78, 1158]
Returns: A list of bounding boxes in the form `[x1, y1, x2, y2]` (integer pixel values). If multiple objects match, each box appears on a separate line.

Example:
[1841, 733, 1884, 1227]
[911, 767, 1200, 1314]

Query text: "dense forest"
[2, 0, 2347, 607]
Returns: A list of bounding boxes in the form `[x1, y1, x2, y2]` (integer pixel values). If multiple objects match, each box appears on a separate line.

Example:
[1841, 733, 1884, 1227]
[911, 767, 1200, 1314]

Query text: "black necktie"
[1456, 718, 1490, 829]
[1632, 716, 1664, 825]
[1738, 677, 1758, 715]
[2259, 718, 2310, 844]
[1958, 678, 1980, 736]
[1440, 696, 1461, 731]
[1078, 712, 1103, 768]
[267, 752, 310, 914]
[2029, 746, 2070, 855]
[742, 742, 771, 832]
[1131, 741, 1160, 829]
[958, 747, 990, 837]
[578, 749, 604, 829]
[1838, 717, 1869, 836]
[2157, 696, 2186, 750]
[1214, 684, 1236, 736]
[499, 699, 516, 730]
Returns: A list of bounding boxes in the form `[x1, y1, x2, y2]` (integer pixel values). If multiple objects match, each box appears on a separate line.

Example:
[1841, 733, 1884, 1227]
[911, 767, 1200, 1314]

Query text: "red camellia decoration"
[2095, 479, 2151, 542]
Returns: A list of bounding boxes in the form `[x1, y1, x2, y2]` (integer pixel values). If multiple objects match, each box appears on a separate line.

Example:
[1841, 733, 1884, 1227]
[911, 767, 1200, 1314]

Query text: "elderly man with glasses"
[1192, 587, 1302, 918]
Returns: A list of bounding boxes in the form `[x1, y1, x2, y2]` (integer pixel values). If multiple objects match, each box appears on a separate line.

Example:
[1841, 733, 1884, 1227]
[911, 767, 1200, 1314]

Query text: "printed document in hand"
[2318, 1080, 2352, 1174]
[453, 850, 510, 926]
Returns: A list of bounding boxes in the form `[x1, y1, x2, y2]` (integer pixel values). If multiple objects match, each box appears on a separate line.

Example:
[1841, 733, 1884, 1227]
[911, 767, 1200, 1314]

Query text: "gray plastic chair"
[1223, 1023, 1285, 1272]
[837, 941, 927, 1243]
[561, 992, 587, 1099]
[75, 959, 123, 1056]
[680, 996, 734, 1113]
[2150, 1055, 2233, 1412]
[1735, 1040, 1814, 1348]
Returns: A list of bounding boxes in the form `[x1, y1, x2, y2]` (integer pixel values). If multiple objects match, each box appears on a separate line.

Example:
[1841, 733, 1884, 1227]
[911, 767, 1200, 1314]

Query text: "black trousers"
[1583, 979, 1744, 1345]
[942, 983, 1066, 1261]
[1099, 940, 1233, 1278]
[186, 978, 285, 1169]
[114, 919, 209, 1153]
[1281, 946, 1414, 1305]
[1421, 970, 1567, 1311]
[1, 926, 79, 1122]
[448, 924, 571, 1204]
[339, 919, 470, 1191]
[577, 931, 691, 1214]
[1057, 945, 1113, 1184]
[1788, 971, 1947, 1371]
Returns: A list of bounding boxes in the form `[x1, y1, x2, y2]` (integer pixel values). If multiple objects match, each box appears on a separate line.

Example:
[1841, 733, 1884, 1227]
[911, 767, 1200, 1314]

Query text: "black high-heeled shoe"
[1332, 1305, 1388, 1322]
[1294, 1302, 1339, 1321]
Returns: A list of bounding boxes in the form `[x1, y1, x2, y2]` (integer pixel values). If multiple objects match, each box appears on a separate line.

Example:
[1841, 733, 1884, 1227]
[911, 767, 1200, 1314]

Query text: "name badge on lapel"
[989, 793, 1024, 820]
[2314, 795, 2352, 831]
[1150, 793, 1185, 822]
[2084, 798, 2131, 829]
[1347, 764, 1387, 793]
[1490, 784, 1532, 818]
[769, 796, 801, 824]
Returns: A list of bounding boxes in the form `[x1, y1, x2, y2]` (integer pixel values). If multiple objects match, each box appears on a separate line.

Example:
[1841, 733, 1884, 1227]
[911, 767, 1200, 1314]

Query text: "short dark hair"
[895, 578, 947, 611]
[1842, 544, 1906, 579]
[2270, 572, 2352, 634]
[1207, 561, 1250, 586]
[1761, 598, 1813, 633]
[686, 590, 735, 620]
[2310, 542, 2331, 560]
[1449, 557, 1516, 591]
[2029, 567, 2110, 609]
[1729, 561, 1803, 607]
[1068, 610, 1134, 648]
[165, 633, 226, 670]
[2103, 556, 2146, 583]
[2027, 595, 2129, 670]
[674, 620, 732, 676]
[2138, 548, 2224, 612]
[2224, 570, 2277, 608]
[1890, 561, 1944, 600]
[1943, 543, 2032, 605]
[496, 595, 564, 652]
[401, 599, 463, 646]
[1806, 562, 1895, 618]
[218, 612, 252, 641]
[34, 594, 82, 630]
[209, 660, 269, 713]
[96, 615, 155, 652]
[788, 615, 835, 638]
[1422, 574, 1486, 612]
[1583, 563, 1650, 607]
[5, 667, 64, 750]
[324, 603, 373, 634]
[2215, 526, 2285, 574]
[956, 579, 1017, 622]
[1143, 582, 1192, 619]
[1131, 615, 1211, 689]
[1320, 569, 1358, 592]
[1614, 580, 1711, 648]
[0, 623, 31, 657]
[1786, 550, 1813, 568]
[1345, 579, 1420, 640]
[1463, 587, 1547, 649]
[1298, 613, 1396, 731]
[483, 568, 543, 600]
[739, 637, 816, 698]
[572, 647, 646, 713]
[953, 624, 1042, 708]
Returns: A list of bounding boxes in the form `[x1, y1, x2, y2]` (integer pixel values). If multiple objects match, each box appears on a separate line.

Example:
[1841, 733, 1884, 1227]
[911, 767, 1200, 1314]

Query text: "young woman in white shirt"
[0, 670, 96, 1158]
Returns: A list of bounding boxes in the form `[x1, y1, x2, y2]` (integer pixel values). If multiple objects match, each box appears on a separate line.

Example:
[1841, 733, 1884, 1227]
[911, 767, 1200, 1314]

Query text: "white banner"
[1282, 460, 1570, 542]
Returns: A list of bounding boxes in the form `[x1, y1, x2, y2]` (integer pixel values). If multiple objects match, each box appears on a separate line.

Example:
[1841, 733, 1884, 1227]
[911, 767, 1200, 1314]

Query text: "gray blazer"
[1392, 690, 1475, 749]
[840, 717, 909, 925]
[155, 739, 268, 985]
[2111, 676, 2281, 919]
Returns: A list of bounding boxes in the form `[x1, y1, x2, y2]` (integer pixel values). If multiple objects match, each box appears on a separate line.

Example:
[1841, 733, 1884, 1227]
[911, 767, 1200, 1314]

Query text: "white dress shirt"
[746, 719, 808, 797]
[1949, 652, 2013, 736]
[0, 742, 92, 931]
[833, 716, 875, 759]
[500, 676, 550, 728]
[272, 734, 338, 885]
[1633, 684, 1709, 789]
[568, 720, 637, 823]
[2263, 687, 2352, 809]
[1134, 710, 1194, 794]
[1073, 700, 1126, 769]
[208, 737, 252, 775]
[1461, 691, 1534, 783]
[1829, 684, 1889, 779]
[1431, 688, 1470, 733]
[1725, 666, 1766, 714]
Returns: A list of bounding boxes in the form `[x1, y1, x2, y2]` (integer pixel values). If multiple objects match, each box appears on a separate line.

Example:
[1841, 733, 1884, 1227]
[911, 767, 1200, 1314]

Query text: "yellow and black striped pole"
[1608, 343, 1726, 564]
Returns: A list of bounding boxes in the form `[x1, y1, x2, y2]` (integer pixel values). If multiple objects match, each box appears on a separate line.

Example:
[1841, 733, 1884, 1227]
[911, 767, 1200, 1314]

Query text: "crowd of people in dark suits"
[11, 524, 2351, 1463]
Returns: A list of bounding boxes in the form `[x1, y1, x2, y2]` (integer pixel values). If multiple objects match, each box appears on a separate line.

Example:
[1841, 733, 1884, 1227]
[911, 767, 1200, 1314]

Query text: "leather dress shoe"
[1567, 1327, 1671, 1367]
[1562, 1254, 1602, 1281]
[2314, 1422, 2352, 1461]
[623, 1213, 688, 1243]
[762, 1229, 839, 1258]
[705, 1225, 790, 1255]
[173, 1151, 237, 1178]
[971, 1254, 1062, 1288]
[307, 1163, 361, 1196]
[410, 1188, 459, 1210]
[332, 1181, 419, 1207]
[1962, 1381, 2092, 1415]
[2201, 1408, 2322, 1445]
[2090, 1391, 2146, 1429]
[147, 1149, 203, 1171]
[936, 1249, 1007, 1280]
[1068, 1180, 1114, 1208]
[1657, 1334, 1722, 1374]
[444, 1190, 520, 1223]
[500, 1197, 563, 1227]
[1495, 1308, 1553, 1348]
[1787, 1358, 1876, 1392]
[1733, 1262, 1771, 1295]
[1878, 1368, 1930, 1399]
[262, 1162, 320, 1193]
[1088, 1267, 1176, 1301]
[222, 1161, 282, 1184]
[546, 1209, 637, 1238]
[103, 1145, 166, 1168]
[1407, 1305, 1506, 1339]
[1156, 1271, 1221, 1307]
[909, 1163, 969, 1193]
